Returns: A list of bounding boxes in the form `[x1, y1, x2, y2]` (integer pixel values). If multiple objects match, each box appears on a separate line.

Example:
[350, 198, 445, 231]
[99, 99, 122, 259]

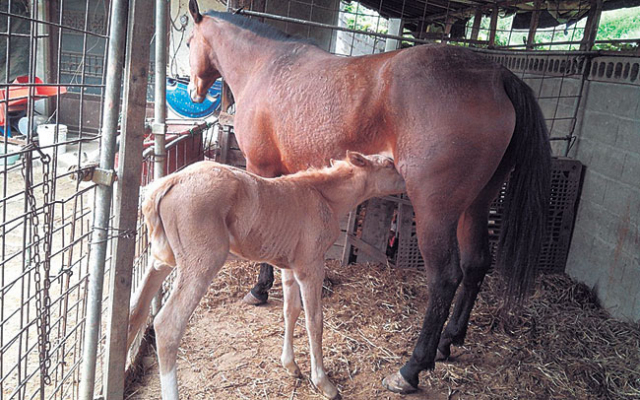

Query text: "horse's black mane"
[203, 10, 309, 44]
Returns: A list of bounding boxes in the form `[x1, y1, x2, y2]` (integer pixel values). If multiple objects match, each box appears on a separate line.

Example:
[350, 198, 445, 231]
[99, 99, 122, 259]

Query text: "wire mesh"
[1, 1, 109, 399]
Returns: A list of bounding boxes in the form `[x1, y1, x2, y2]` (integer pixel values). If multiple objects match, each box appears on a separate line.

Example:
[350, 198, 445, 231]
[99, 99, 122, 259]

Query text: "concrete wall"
[564, 76, 640, 322]
[501, 54, 640, 322]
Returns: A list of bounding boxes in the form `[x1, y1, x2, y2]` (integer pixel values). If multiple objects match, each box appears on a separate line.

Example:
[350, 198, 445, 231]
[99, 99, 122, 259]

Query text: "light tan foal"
[126, 151, 406, 399]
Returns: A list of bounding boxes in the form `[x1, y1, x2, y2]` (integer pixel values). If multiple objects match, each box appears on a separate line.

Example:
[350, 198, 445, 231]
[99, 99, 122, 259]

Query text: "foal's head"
[187, 0, 221, 103]
[336, 152, 406, 197]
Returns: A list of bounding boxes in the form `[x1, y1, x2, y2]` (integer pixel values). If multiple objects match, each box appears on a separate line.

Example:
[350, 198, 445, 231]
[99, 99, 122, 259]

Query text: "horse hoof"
[242, 291, 267, 306]
[382, 371, 418, 394]
[435, 348, 449, 361]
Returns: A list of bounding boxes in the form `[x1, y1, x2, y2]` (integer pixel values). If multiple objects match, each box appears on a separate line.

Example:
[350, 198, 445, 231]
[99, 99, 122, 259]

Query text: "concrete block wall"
[564, 77, 640, 322]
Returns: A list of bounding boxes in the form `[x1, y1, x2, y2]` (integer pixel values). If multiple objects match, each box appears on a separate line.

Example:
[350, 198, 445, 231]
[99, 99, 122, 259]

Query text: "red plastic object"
[0, 76, 67, 126]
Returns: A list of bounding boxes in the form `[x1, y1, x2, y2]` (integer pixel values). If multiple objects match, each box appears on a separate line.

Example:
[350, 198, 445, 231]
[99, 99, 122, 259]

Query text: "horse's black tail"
[497, 71, 552, 306]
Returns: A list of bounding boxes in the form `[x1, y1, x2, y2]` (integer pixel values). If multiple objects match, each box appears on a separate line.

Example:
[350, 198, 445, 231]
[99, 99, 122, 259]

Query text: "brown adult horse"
[186, 0, 551, 395]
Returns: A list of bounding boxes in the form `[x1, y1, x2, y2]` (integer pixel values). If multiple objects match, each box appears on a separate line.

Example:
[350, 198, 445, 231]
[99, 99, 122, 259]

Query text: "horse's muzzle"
[188, 82, 206, 104]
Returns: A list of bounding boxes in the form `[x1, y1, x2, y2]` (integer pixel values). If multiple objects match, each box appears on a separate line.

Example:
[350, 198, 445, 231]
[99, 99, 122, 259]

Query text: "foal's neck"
[285, 167, 366, 217]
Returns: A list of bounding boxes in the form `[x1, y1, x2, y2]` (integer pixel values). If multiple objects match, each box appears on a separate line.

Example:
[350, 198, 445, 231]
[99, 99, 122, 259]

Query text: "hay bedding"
[126, 260, 640, 400]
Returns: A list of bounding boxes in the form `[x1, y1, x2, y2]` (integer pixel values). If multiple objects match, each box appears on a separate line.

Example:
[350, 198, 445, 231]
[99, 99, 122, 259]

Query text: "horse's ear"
[189, 0, 203, 24]
[329, 158, 336, 167]
[346, 151, 368, 168]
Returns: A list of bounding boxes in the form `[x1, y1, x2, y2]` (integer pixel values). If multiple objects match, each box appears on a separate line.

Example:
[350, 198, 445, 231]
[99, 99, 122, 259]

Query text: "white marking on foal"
[160, 366, 179, 400]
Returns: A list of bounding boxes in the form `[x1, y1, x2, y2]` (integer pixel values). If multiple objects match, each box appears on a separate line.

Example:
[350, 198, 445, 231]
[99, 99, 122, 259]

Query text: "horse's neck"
[209, 20, 326, 97]
[209, 25, 286, 95]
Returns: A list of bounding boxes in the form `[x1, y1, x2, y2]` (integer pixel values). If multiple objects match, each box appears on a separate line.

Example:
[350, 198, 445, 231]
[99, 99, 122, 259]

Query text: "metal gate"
[1, 1, 110, 399]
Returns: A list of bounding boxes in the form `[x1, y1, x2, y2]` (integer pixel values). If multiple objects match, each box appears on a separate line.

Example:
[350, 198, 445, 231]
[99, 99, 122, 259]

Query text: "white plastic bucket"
[37, 124, 68, 156]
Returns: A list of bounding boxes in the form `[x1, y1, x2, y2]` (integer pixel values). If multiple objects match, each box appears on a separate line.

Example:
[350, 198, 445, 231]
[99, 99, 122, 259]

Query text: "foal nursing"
[127, 152, 405, 399]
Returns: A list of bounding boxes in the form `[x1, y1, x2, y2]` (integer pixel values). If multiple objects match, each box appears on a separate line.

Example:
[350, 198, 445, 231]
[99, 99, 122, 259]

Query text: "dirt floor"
[125, 260, 640, 400]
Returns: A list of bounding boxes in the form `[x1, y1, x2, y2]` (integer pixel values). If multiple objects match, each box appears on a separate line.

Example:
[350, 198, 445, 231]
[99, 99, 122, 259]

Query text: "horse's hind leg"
[436, 205, 491, 360]
[383, 208, 462, 393]
[437, 165, 511, 360]
[281, 269, 302, 377]
[127, 258, 172, 350]
[154, 249, 228, 400]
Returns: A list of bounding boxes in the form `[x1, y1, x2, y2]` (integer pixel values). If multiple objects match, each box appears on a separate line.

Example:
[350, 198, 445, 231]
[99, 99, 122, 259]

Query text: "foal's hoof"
[310, 378, 340, 400]
[242, 291, 267, 306]
[283, 362, 302, 378]
[382, 371, 418, 394]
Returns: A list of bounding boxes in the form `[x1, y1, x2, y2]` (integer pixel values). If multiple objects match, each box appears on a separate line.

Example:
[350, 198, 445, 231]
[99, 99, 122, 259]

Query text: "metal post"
[151, 0, 168, 315]
[102, 0, 155, 397]
[79, 0, 129, 399]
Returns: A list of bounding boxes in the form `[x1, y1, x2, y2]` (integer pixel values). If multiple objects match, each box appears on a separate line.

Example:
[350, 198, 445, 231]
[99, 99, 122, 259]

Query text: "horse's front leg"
[243, 263, 274, 305]
[295, 262, 338, 399]
[281, 269, 302, 377]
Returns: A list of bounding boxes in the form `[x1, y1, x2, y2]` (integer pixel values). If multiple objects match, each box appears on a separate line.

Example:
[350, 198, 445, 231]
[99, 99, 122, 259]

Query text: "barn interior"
[0, 0, 639, 399]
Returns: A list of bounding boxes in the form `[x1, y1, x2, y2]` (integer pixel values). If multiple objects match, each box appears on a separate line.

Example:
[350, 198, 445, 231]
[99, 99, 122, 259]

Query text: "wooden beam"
[102, 0, 154, 397]
[356, 198, 395, 264]
[341, 210, 358, 265]
[580, 0, 603, 51]
[347, 235, 390, 265]
[488, 6, 499, 48]
[470, 9, 483, 41]
[526, 0, 542, 49]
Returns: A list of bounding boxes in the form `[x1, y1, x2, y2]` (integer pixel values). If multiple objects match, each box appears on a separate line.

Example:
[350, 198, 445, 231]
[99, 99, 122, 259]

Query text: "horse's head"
[187, 0, 221, 103]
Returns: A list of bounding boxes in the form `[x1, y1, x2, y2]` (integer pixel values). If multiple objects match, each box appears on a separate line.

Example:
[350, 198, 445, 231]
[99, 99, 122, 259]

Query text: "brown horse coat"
[184, 2, 552, 396]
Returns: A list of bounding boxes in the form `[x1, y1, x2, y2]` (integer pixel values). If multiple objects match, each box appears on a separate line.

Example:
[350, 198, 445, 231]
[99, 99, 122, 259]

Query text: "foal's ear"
[346, 151, 369, 168]
[329, 158, 336, 167]
[189, 0, 203, 24]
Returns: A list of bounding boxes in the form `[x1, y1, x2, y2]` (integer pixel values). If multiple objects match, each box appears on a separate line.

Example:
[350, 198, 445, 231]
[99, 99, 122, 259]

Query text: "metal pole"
[102, 0, 155, 397]
[79, 0, 129, 399]
[151, 0, 168, 315]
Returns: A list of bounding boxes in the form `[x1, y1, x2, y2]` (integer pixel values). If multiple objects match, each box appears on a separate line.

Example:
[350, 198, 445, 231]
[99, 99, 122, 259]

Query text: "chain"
[21, 146, 53, 385]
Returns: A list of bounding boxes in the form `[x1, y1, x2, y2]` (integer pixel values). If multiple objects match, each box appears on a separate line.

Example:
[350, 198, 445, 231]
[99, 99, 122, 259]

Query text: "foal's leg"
[281, 269, 302, 377]
[243, 263, 274, 305]
[437, 206, 491, 360]
[154, 250, 228, 400]
[127, 258, 172, 350]
[296, 262, 338, 399]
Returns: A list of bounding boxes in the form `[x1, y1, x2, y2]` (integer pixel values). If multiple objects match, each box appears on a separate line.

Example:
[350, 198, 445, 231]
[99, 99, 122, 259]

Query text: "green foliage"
[465, 6, 640, 52]
[341, 1, 388, 34]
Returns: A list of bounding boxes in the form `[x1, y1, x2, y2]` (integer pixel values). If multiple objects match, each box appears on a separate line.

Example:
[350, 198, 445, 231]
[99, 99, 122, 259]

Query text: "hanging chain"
[21, 146, 53, 385]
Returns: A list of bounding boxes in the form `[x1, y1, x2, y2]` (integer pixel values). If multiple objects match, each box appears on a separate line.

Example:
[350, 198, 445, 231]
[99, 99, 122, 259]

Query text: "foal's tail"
[497, 71, 552, 305]
[142, 180, 176, 263]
